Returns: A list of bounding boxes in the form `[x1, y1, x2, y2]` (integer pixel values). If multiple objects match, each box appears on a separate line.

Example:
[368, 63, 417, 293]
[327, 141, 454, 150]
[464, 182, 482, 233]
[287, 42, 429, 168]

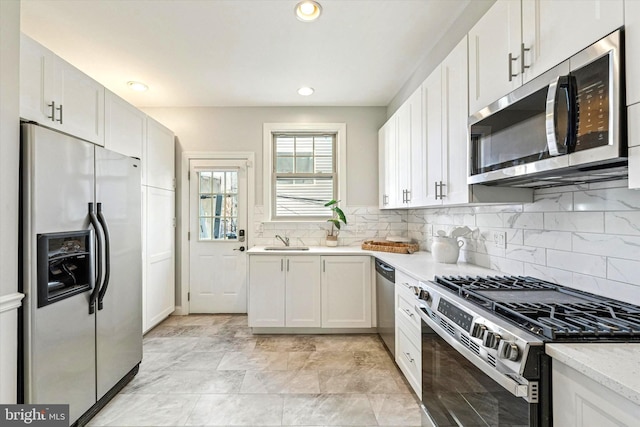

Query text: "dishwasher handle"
[375, 259, 395, 282]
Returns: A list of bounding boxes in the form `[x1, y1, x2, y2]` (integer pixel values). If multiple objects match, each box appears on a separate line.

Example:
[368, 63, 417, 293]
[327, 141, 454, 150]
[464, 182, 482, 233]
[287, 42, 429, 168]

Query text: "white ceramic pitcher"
[431, 236, 464, 264]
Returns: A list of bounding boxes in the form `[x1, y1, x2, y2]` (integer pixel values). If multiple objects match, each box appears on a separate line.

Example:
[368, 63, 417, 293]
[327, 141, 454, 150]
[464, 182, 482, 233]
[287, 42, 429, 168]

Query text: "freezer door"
[21, 124, 96, 424]
[94, 146, 142, 399]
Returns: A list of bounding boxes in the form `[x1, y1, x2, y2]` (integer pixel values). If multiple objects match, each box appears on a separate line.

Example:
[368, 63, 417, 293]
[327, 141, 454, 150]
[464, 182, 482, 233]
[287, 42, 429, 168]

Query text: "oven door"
[420, 318, 537, 427]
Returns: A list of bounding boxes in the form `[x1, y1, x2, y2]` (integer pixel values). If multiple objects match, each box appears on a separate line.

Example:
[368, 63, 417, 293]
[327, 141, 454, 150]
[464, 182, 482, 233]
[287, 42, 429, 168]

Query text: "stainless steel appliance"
[375, 259, 395, 356]
[20, 123, 142, 426]
[469, 29, 626, 188]
[416, 275, 640, 426]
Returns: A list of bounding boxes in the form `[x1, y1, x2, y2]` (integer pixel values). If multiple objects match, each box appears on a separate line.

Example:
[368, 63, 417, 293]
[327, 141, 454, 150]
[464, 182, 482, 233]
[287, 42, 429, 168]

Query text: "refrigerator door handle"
[96, 202, 111, 310]
[88, 203, 102, 314]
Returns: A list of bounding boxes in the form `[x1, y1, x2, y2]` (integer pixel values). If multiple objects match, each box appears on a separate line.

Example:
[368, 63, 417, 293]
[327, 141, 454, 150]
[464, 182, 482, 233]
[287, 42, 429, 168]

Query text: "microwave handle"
[545, 75, 571, 156]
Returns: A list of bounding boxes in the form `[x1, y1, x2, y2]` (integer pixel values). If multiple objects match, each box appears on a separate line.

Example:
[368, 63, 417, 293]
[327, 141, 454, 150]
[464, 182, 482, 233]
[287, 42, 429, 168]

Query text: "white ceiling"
[20, 0, 474, 108]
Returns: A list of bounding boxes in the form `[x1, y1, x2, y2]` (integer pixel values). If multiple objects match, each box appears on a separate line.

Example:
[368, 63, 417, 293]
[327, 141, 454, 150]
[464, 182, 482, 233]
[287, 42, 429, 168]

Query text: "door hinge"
[172, 217, 177, 228]
[188, 231, 191, 240]
[172, 178, 177, 189]
[187, 292, 190, 301]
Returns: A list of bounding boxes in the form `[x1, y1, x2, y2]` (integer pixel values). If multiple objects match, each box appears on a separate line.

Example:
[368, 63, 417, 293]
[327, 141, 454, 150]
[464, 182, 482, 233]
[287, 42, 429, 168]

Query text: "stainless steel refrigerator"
[20, 123, 142, 425]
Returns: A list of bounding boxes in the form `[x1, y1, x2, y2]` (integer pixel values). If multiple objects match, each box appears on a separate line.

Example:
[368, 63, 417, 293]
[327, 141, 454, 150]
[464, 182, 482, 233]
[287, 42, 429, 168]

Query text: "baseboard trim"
[250, 327, 378, 334]
[0, 292, 24, 313]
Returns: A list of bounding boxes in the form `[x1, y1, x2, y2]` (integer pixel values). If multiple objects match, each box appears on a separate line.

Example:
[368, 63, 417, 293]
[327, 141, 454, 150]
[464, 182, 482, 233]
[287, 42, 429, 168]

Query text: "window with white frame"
[263, 123, 346, 221]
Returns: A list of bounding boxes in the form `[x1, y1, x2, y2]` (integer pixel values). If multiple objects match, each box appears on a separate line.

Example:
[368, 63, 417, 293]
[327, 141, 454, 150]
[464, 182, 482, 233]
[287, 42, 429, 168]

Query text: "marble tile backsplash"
[407, 179, 640, 306]
[252, 206, 408, 248]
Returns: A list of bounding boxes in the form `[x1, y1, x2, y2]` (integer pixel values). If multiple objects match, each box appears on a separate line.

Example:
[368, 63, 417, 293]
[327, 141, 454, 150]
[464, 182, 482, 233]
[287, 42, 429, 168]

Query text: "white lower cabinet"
[286, 257, 322, 327]
[248, 254, 372, 329]
[395, 271, 422, 397]
[552, 361, 640, 427]
[248, 255, 321, 328]
[396, 322, 422, 397]
[321, 256, 372, 328]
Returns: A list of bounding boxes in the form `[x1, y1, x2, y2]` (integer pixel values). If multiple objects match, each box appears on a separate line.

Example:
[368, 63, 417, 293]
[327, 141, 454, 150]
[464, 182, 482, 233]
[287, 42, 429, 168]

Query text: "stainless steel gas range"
[415, 275, 640, 427]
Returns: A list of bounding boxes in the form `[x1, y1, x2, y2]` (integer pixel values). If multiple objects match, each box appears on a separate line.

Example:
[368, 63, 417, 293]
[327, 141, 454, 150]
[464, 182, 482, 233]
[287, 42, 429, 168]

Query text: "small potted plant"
[325, 199, 347, 247]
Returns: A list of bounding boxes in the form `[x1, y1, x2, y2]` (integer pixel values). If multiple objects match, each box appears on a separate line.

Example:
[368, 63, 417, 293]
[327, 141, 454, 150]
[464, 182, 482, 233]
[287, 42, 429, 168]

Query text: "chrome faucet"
[275, 234, 290, 246]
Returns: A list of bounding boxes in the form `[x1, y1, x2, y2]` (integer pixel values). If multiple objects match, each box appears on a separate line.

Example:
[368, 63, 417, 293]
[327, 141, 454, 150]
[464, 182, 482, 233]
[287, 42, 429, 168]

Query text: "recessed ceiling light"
[127, 81, 149, 92]
[295, 0, 322, 22]
[297, 87, 315, 96]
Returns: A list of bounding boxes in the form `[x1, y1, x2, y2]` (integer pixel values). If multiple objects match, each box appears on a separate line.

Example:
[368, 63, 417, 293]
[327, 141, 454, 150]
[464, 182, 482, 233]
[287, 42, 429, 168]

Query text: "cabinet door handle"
[323, 260, 325, 272]
[404, 351, 414, 363]
[56, 104, 63, 124]
[287, 259, 290, 272]
[521, 43, 530, 73]
[281, 259, 283, 271]
[508, 52, 519, 82]
[47, 101, 56, 122]
[404, 308, 415, 318]
[434, 181, 439, 200]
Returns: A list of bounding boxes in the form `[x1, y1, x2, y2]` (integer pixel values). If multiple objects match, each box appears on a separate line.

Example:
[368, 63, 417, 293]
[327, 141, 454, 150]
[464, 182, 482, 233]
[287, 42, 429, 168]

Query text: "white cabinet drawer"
[397, 291, 421, 332]
[396, 326, 421, 397]
[395, 270, 419, 299]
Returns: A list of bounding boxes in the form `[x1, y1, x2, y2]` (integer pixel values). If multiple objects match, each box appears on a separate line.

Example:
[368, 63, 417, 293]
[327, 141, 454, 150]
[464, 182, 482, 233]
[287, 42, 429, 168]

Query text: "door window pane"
[198, 170, 239, 241]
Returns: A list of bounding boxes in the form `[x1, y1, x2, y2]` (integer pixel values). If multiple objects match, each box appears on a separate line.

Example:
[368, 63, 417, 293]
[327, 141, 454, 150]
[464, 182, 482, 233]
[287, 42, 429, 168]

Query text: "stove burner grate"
[433, 275, 640, 340]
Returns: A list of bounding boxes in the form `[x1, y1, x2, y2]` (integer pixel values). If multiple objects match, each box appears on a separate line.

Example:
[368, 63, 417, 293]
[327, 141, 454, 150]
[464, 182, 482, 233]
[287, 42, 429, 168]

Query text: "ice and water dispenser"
[37, 230, 93, 307]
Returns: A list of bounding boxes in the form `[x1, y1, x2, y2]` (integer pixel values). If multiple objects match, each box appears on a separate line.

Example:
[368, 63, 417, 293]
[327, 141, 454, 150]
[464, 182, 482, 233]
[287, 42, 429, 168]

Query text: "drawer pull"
[404, 308, 415, 318]
[403, 351, 414, 363]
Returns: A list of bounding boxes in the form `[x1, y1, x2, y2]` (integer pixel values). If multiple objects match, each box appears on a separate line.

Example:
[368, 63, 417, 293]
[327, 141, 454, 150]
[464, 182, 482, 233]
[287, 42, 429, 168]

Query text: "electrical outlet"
[494, 231, 507, 249]
[356, 223, 366, 233]
[256, 222, 264, 233]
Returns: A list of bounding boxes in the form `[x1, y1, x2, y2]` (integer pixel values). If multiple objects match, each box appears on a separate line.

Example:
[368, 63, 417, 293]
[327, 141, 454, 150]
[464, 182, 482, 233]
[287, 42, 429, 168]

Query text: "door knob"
[234, 246, 245, 252]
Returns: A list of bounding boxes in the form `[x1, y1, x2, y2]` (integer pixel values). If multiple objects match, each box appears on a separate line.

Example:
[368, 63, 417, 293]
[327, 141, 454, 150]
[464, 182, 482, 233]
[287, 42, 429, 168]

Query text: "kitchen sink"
[264, 246, 309, 251]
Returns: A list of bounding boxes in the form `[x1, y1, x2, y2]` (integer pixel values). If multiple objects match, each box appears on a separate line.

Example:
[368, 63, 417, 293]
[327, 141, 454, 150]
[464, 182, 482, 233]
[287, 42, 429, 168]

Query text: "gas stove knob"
[471, 323, 487, 339]
[498, 340, 520, 361]
[482, 331, 501, 349]
[418, 289, 430, 301]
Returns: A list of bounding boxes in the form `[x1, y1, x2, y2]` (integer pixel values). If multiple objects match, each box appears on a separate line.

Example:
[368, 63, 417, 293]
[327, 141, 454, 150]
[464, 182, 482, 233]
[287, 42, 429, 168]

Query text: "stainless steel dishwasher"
[375, 258, 395, 356]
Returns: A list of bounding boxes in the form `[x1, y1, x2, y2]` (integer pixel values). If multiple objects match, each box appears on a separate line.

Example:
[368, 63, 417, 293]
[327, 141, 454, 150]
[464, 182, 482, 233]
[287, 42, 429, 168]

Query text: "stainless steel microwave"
[468, 29, 627, 188]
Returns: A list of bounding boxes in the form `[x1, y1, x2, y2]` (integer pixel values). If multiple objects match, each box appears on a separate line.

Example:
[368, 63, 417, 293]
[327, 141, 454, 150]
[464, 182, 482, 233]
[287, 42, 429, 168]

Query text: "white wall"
[0, 0, 22, 404]
[143, 106, 386, 207]
[408, 180, 640, 306]
[142, 106, 387, 308]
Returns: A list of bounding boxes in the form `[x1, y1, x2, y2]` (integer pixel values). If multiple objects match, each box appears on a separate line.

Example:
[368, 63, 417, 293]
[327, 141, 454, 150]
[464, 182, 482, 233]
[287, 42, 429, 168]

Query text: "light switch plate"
[494, 231, 506, 249]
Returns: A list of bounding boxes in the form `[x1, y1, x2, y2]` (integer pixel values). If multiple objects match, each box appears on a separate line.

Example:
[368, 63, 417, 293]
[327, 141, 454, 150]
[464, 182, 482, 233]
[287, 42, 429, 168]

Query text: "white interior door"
[189, 159, 247, 313]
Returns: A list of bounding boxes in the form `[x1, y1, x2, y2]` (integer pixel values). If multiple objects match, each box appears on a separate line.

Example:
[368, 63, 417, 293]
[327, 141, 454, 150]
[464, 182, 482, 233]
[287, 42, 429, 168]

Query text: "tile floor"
[88, 314, 423, 427]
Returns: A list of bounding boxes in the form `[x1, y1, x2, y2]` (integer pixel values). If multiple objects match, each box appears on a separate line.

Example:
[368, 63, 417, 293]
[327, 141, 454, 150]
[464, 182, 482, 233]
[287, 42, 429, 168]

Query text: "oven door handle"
[415, 304, 530, 399]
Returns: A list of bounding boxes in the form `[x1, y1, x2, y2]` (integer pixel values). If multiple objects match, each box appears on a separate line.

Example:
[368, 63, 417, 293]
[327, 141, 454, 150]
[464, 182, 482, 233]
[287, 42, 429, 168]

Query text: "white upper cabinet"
[626, 0, 640, 106]
[441, 37, 471, 206]
[380, 86, 426, 208]
[144, 117, 175, 190]
[378, 118, 398, 209]
[407, 87, 428, 207]
[468, 0, 522, 115]
[104, 90, 146, 159]
[20, 34, 105, 146]
[396, 99, 412, 207]
[521, 0, 623, 84]
[469, 0, 623, 115]
[423, 65, 443, 206]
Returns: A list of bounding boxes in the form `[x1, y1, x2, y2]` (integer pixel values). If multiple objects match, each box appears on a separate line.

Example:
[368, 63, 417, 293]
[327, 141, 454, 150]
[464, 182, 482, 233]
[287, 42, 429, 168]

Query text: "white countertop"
[546, 343, 640, 406]
[247, 246, 498, 282]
